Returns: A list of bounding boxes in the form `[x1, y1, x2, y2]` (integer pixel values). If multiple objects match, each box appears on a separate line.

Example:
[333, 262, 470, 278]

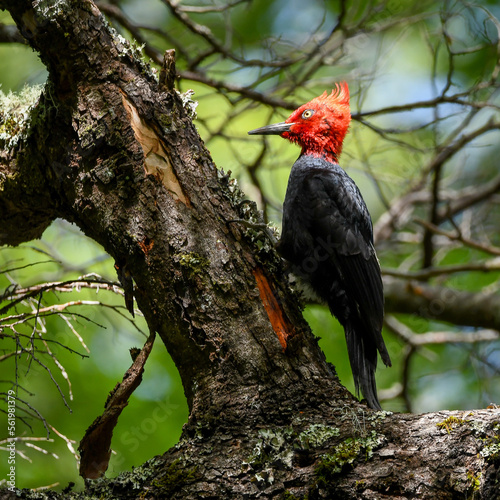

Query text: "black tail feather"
[344, 317, 382, 410]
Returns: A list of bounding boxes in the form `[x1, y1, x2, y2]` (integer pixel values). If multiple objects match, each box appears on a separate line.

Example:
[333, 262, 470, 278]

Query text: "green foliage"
[0, 221, 188, 490]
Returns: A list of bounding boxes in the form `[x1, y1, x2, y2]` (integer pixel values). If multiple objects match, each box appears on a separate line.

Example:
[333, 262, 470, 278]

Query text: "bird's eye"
[302, 109, 315, 119]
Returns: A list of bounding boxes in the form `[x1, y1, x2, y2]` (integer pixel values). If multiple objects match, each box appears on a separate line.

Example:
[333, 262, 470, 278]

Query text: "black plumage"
[278, 155, 391, 410]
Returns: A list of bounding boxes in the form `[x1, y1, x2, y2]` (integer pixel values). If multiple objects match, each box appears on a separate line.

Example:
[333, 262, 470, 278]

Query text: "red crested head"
[284, 83, 350, 160]
[249, 82, 351, 162]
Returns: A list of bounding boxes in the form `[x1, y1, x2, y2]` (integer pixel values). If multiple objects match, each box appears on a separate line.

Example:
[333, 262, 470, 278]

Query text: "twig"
[436, 173, 500, 223]
[0, 277, 121, 315]
[415, 218, 500, 256]
[382, 258, 500, 280]
[385, 316, 499, 346]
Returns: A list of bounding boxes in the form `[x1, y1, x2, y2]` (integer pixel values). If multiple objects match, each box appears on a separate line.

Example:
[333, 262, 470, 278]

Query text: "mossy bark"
[0, 1, 499, 498]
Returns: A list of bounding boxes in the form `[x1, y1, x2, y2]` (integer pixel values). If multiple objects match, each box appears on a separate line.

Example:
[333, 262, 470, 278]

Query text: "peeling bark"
[78, 332, 156, 479]
[0, 1, 499, 498]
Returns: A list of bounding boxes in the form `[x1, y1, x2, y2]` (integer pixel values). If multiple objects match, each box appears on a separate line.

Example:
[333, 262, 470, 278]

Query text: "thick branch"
[0, 84, 58, 245]
[384, 276, 500, 331]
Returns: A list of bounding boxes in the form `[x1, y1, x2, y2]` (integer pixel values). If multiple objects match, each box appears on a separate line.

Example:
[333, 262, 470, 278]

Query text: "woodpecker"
[248, 83, 391, 409]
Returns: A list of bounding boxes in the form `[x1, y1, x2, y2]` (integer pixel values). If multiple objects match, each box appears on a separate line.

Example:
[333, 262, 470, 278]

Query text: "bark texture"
[0, 1, 499, 499]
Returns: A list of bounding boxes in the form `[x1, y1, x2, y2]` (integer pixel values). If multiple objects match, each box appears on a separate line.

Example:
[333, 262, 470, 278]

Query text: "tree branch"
[385, 315, 500, 345]
[79, 332, 156, 479]
[384, 276, 500, 330]
[382, 258, 500, 280]
[415, 218, 500, 256]
[436, 173, 500, 223]
[0, 22, 24, 44]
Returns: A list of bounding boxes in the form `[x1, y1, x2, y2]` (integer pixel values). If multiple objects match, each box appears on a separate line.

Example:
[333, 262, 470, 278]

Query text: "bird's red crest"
[309, 82, 350, 111]
[283, 82, 351, 160]
[248, 82, 351, 161]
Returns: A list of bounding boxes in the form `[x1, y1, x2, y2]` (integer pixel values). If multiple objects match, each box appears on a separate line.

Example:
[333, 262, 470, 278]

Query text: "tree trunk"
[0, 1, 499, 498]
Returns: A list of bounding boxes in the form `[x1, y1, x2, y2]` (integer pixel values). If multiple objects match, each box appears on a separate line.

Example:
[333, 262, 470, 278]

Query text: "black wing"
[302, 168, 391, 367]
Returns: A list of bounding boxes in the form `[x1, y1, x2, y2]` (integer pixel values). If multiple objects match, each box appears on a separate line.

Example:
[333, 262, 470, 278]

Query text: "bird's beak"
[248, 121, 294, 136]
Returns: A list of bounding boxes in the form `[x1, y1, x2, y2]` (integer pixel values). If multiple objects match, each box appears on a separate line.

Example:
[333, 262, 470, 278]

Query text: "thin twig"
[415, 218, 500, 256]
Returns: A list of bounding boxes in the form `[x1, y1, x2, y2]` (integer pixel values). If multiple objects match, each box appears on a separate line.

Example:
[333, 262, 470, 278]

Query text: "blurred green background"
[1, 0, 500, 492]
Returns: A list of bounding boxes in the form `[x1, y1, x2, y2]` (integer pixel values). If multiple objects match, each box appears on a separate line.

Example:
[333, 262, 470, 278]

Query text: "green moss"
[150, 459, 197, 497]
[436, 415, 470, 434]
[281, 491, 307, 500]
[466, 470, 481, 494]
[314, 431, 382, 485]
[76, 457, 163, 499]
[155, 110, 173, 131]
[355, 479, 366, 490]
[176, 252, 210, 277]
